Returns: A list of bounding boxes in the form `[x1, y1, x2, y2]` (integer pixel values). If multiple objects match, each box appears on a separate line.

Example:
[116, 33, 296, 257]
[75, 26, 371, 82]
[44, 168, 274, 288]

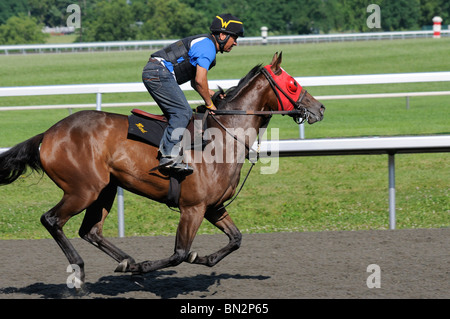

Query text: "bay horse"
[0, 53, 324, 285]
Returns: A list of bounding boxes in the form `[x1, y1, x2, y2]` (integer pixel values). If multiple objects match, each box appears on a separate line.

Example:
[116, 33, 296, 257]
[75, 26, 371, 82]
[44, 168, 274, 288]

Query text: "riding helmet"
[210, 14, 244, 37]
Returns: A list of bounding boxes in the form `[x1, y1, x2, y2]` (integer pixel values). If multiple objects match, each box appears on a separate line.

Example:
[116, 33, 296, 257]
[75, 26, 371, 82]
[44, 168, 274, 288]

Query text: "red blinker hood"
[264, 65, 303, 111]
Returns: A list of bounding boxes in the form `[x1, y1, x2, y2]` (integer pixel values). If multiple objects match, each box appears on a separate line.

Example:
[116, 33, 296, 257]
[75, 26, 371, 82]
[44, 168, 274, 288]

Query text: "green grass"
[0, 38, 449, 239]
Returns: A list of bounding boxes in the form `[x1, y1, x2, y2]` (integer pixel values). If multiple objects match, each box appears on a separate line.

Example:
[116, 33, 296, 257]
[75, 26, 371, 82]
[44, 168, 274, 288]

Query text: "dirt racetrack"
[0, 229, 448, 299]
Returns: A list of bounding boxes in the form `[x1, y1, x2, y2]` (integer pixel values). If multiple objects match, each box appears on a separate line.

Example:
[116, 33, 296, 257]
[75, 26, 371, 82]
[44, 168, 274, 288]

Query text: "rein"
[206, 111, 268, 211]
[209, 111, 263, 156]
[212, 109, 304, 116]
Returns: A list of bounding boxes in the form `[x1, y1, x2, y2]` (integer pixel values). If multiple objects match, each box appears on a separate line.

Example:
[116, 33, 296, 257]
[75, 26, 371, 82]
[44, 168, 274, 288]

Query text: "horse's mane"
[212, 64, 263, 108]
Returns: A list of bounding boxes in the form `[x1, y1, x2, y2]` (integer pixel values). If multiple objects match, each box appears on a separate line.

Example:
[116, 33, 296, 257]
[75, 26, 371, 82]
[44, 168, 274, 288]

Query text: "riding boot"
[159, 155, 194, 175]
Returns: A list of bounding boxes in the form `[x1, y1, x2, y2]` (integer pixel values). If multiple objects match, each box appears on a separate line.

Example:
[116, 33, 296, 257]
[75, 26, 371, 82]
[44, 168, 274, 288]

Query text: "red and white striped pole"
[433, 16, 443, 38]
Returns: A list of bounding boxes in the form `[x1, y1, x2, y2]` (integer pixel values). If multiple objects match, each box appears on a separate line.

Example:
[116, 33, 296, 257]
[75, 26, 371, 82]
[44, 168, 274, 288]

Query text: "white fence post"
[388, 154, 396, 230]
[433, 16, 443, 38]
[299, 123, 305, 139]
[117, 187, 125, 237]
[96, 92, 102, 111]
[261, 26, 268, 45]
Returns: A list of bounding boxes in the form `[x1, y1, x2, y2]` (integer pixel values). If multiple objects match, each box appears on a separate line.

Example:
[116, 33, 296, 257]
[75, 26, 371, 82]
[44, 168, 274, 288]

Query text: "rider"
[142, 14, 244, 173]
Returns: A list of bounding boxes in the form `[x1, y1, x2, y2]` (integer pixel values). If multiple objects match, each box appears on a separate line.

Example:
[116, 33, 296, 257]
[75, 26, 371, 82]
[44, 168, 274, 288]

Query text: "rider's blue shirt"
[162, 36, 216, 74]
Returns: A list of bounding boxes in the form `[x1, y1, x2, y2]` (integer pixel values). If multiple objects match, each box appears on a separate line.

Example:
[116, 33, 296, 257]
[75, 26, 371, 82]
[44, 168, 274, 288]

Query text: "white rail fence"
[1, 71, 450, 138]
[1, 71, 449, 235]
[256, 136, 450, 230]
[1, 30, 449, 54]
[1, 71, 450, 110]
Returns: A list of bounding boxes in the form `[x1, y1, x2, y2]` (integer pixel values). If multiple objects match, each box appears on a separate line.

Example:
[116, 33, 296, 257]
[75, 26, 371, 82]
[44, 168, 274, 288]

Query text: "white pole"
[117, 187, 125, 237]
[388, 154, 396, 230]
[299, 123, 305, 139]
[96, 92, 102, 111]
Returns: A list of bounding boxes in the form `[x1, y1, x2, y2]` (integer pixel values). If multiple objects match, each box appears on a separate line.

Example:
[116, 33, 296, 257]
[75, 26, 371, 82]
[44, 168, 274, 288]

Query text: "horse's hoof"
[115, 259, 128, 273]
[187, 251, 198, 263]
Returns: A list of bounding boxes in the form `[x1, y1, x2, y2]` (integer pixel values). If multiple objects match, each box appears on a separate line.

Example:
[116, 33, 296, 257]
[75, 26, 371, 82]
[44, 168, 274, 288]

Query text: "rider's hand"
[205, 102, 217, 114]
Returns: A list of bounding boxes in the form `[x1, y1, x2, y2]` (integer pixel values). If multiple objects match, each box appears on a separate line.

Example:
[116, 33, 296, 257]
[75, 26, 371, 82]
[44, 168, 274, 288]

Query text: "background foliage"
[1, 0, 450, 44]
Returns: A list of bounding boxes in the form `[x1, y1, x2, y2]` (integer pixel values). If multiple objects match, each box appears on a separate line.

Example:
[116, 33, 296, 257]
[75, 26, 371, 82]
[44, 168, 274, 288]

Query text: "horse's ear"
[270, 51, 282, 74]
[270, 52, 279, 65]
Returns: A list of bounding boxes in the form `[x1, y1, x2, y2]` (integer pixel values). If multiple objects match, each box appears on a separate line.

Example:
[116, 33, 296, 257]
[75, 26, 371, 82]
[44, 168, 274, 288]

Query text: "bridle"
[260, 67, 308, 124]
[204, 66, 309, 209]
[208, 66, 311, 154]
[211, 67, 308, 124]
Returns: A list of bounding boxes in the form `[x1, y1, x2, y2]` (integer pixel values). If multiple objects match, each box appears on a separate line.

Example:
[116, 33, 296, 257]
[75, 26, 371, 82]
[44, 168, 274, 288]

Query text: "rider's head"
[210, 14, 244, 53]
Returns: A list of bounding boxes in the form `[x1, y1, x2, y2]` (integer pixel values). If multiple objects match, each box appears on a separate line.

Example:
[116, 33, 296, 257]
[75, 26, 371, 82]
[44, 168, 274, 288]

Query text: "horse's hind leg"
[78, 183, 136, 269]
[189, 206, 242, 267]
[40, 193, 96, 285]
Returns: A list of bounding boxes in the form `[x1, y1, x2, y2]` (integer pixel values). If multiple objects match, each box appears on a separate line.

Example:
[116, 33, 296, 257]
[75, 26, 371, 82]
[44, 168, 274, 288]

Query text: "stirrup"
[158, 156, 194, 175]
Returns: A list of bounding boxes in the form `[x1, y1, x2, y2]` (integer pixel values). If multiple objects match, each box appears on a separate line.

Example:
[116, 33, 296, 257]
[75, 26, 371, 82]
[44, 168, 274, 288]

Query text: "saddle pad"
[128, 112, 168, 147]
[128, 109, 209, 150]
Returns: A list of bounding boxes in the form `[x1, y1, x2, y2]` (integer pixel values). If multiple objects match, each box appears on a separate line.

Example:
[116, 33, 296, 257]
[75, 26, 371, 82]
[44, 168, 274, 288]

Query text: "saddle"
[127, 108, 208, 207]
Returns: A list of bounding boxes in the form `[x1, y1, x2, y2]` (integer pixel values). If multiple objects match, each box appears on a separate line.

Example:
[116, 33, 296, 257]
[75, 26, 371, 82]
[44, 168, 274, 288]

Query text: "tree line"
[1, 0, 449, 44]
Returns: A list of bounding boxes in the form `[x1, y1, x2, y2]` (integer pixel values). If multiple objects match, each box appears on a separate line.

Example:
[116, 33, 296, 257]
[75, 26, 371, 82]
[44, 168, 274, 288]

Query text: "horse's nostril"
[320, 105, 325, 114]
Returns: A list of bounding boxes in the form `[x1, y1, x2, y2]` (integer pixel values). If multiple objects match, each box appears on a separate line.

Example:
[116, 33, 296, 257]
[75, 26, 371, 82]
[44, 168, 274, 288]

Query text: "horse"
[0, 52, 324, 285]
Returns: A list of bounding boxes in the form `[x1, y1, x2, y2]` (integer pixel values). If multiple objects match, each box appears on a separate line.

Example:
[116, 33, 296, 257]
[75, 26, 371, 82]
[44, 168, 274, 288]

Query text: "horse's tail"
[0, 133, 44, 186]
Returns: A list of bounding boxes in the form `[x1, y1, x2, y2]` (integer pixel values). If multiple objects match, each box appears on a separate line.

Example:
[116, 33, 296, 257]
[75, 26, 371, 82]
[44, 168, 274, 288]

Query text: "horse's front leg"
[188, 206, 242, 267]
[129, 204, 205, 274]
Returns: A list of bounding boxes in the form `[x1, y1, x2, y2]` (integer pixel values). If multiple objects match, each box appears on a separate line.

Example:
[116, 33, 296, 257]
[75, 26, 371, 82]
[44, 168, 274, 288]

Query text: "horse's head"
[264, 52, 325, 124]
